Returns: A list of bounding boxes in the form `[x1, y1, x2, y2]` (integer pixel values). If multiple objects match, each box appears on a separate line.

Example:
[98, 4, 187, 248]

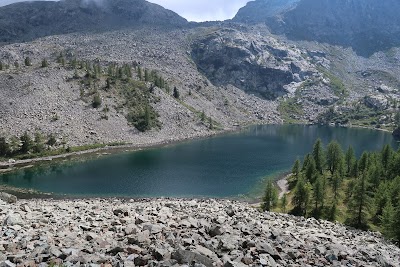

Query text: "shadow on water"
[0, 125, 396, 198]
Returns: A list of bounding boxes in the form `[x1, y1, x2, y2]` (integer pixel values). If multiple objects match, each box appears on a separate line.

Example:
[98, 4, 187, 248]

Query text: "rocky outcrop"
[364, 95, 389, 110]
[191, 28, 315, 100]
[0, 0, 188, 44]
[0, 198, 399, 266]
[233, 0, 400, 57]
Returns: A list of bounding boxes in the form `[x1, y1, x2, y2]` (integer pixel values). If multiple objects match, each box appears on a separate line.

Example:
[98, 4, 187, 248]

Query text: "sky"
[0, 0, 252, 22]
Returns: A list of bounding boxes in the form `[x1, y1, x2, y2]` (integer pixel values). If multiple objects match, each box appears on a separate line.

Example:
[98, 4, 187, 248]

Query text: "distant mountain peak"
[233, 0, 400, 57]
[0, 0, 188, 44]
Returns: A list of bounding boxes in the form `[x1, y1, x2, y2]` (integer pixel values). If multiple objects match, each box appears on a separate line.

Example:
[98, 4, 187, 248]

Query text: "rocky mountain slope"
[1, 197, 399, 266]
[233, 0, 400, 57]
[0, 25, 281, 147]
[0, 0, 187, 44]
[0, 0, 400, 150]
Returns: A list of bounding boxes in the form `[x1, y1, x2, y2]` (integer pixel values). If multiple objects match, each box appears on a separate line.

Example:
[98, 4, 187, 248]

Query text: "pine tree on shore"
[263, 179, 278, 211]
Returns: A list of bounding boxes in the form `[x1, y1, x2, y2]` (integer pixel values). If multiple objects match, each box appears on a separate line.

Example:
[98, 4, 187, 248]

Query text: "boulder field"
[0, 197, 399, 267]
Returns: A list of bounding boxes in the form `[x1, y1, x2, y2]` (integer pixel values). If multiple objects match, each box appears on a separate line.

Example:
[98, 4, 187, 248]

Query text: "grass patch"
[317, 66, 348, 99]
[278, 98, 305, 123]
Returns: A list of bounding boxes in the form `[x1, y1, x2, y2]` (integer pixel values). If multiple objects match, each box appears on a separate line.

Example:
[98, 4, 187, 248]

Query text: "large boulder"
[0, 192, 17, 204]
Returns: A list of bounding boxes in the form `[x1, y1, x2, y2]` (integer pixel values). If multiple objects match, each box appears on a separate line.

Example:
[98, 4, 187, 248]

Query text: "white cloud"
[0, 0, 252, 22]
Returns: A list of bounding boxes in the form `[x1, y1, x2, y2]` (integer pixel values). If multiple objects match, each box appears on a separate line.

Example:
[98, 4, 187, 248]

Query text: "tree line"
[263, 139, 400, 243]
[0, 132, 57, 158]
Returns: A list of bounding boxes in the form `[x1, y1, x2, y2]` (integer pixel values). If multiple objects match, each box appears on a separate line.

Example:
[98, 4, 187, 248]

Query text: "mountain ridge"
[233, 0, 400, 57]
[0, 0, 188, 44]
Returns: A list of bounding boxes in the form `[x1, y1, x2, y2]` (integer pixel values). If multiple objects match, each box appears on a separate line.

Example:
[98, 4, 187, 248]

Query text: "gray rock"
[143, 223, 163, 234]
[218, 236, 239, 251]
[224, 260, 247, 267]
[128, 230, 150, 245]
[0, 261, 16, 267]
[153, 248, 170, 261]
[325, 250, 338, 263]
[113, 208, 129, 217]
[255, 242, 281, 260]
[225, 205, 235, 217]
[124, 224, 138, 235]
[258, 254, 276, 267]
[134, 255, 149, 266]
[0, 192, 17, 204]
[171, 249, 214, 267]
[209, 225, 224, 237]
[3, 213, 24, 226]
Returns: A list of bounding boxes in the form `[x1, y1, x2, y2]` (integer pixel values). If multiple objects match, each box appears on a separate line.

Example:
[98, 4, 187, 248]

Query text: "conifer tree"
[345, 145, 356, 176]
[312, 139, 325, 174]
[9, 136, 20, 154]
[292, 159, 300, 178]
[281, 193, 288, 213]
[24, 57, 32, 66]
[20, 132, 32, 154]
[33, 132, 45, 154]
[144, 105, 151, 130]
[358, 152, 369, 174]
[381, 144, 393, 174]
[201, 111, 206, 122]
[331, 171, 342, 202]
[137, 66, 142, 80]
[380, 200, 395, 238]
[292, 176, 312, 216]
[326, 140, 345, 175]
[209, 117, 213, 130]
[173, 87, 180, 99]
[0, 137, 10, 157]
[312, 175, 326, 217]
[41, 59, 48, 68]
[305, 157, 317, 183]
[347, 172, 371, 229]
[263, 179, 278, 211]
[47, 134, 57, 147]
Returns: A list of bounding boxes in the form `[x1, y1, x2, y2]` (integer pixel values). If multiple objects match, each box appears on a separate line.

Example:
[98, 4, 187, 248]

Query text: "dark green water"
[0, 125, 396, 197]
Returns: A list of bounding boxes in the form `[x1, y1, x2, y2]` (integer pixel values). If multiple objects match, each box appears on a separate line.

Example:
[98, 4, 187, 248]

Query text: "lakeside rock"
[0, 198, 399, 266]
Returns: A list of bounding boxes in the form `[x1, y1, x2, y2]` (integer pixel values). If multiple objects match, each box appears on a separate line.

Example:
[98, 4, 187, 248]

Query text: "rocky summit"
[0, 197, 399, 267]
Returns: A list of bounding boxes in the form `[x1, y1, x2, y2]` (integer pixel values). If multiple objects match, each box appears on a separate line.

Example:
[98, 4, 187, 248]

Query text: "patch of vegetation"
[317, 66, 347, 99]
[265, 139, 400, 243]
[0, 132, 127, 162]
[317, 102, 393, 130]
[278, 97, 305, 123]
[64, 58, 165, 132]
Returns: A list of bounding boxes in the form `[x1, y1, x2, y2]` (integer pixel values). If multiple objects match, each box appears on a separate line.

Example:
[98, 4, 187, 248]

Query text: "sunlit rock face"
[191, 28, 315, 100]
[233, 0, 400, 57]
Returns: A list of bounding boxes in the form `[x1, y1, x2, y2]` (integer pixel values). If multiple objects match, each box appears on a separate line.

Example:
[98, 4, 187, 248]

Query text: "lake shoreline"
[1, 122, 391, 172]
[0, 123, 394, 201]
[0, 124, 249, 172]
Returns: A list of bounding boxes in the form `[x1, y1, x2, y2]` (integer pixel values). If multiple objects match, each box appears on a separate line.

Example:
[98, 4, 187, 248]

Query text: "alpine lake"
[0, 125, 396, 198]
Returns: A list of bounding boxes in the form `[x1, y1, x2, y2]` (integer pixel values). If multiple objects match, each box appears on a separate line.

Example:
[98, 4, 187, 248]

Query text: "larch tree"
[345, 145, 356, 176]
[263, 179, 278, 211]
[347, 172, 372, 229]
[312, 139, 325, 174]
[326, 140, 345, 175]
